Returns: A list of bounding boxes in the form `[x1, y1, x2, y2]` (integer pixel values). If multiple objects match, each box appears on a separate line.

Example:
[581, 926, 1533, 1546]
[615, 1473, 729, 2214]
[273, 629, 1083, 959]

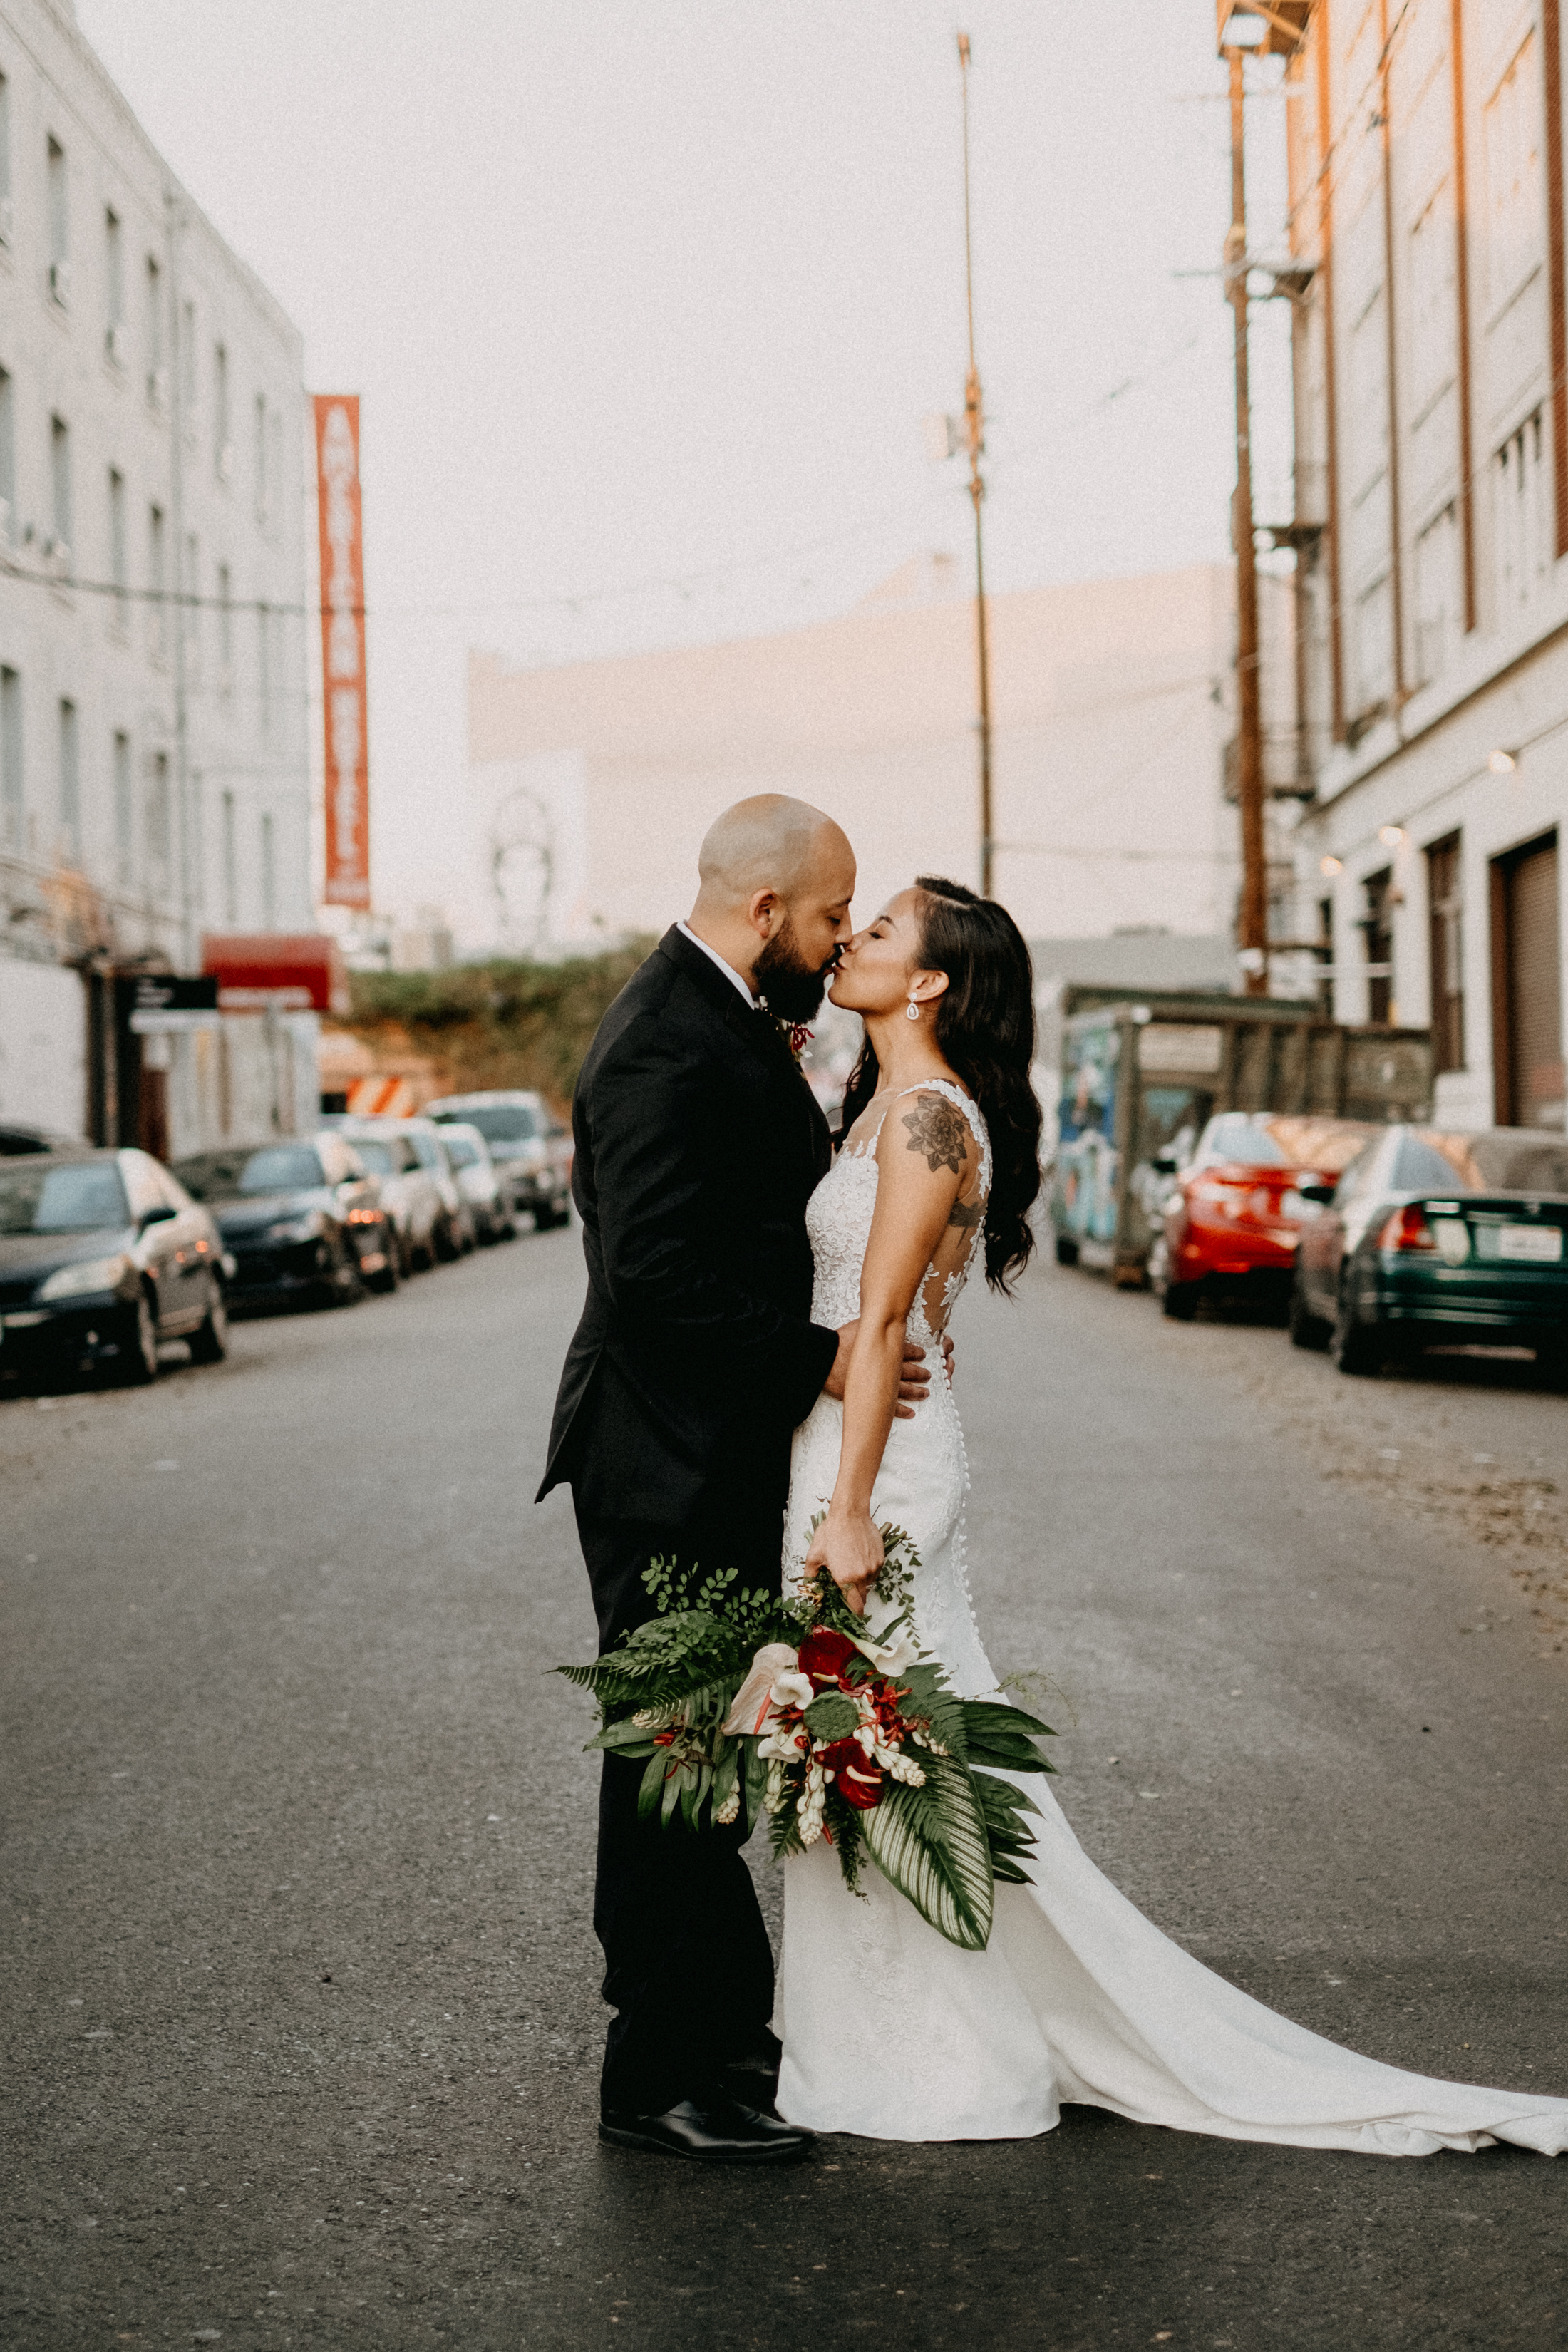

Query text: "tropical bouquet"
[557, 1529, 1055, 1952]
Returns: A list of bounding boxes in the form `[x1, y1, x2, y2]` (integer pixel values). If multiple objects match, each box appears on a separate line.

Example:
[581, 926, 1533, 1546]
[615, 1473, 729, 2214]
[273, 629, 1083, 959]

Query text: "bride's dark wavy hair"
[837, 876, 1042, 1292]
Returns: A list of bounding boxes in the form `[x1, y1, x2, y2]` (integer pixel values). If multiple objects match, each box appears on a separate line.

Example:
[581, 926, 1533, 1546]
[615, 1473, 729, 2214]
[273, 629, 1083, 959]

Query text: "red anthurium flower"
[798, 1629, 859, 1688]
[815, 1738, 884, 1809]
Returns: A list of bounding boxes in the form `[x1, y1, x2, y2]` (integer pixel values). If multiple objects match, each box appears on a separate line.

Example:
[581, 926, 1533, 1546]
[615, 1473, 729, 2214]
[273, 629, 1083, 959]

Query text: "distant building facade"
[468, 561, 1245, 971]
[1284, 0, 1567, 1132]
[0, 0, 313, 1140]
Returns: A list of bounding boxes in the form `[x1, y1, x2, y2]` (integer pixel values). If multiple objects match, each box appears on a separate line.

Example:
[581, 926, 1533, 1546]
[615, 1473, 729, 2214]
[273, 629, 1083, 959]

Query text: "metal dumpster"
[1047, 990, 1433, 1286]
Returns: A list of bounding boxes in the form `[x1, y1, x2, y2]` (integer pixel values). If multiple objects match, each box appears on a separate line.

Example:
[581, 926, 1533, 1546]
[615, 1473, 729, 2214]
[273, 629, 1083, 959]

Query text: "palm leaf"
[862, 1753, 994, 1951]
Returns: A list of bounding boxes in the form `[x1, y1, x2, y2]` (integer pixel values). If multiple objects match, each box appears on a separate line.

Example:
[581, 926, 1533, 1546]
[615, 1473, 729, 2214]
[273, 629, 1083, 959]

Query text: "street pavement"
[4, 1232, 1567, 2352]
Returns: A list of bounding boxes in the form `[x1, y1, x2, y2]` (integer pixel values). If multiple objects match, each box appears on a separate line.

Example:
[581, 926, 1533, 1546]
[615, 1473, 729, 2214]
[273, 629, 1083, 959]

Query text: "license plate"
[1498, 1223, 1564, 1263]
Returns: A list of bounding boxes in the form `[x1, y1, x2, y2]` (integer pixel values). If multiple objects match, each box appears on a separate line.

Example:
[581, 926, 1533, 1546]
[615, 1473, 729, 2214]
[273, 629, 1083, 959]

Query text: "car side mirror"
[139, 1203, 177, 1229]
[1150, 1152, 1180, 1176]
[1296, 1182, 1336, 1208]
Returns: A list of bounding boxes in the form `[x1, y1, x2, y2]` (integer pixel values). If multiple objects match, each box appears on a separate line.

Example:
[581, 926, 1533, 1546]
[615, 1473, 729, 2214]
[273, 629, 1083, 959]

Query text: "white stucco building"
[0, 0, 311, 1135]
[1283, 0, 1566, 1133]
[468, 559, 1249, 970]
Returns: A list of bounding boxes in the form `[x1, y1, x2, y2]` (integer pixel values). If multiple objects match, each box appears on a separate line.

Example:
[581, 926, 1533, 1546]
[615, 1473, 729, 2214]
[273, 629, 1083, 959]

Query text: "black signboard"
[117, 974, 220, 1016]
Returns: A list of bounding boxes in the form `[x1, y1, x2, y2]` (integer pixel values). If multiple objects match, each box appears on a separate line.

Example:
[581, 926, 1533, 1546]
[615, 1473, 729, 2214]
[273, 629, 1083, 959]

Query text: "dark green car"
[1290, 1125, 1568, 1379]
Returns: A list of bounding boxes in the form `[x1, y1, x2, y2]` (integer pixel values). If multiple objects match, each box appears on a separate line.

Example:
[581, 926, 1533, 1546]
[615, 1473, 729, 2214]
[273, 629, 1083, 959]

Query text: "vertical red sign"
[314, 395, 370, 909]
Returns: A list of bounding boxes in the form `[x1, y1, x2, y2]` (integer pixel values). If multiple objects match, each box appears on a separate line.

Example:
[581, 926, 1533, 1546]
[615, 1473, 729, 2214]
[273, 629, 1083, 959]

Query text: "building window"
[1484, 31, 1542, 317]
[260, 810, 276, 929]
[58, 698, 79, 860]
[184, 532, 200, 671]
[0, 368, 14, 539]
[108, 467, 128, 627]
[1316, 895, 1335, 1021]
[0, 668, 21, 849]
[113, 730, 133, 885]
[146, 752, 171, 901]
[1495, 410, 1550, 618]
[145, 255, 165, 407]
[214, 341, 231, 479]
[254, 392, 268, 522]
[148, 504, 166, 658]
[103, 207, 124, 361]
[221, 788, 237, 922]
[1351, 574, 1393, 721]
[1426, 834, 1464, 1074]
[1413, 505, 1460, 688]
[46, 135, 68, 299]
[49, 414, 71, 553]
[1362, 867, 1394, 1025]
[180, 298, 196, 418]
[217, 561, 233, 681]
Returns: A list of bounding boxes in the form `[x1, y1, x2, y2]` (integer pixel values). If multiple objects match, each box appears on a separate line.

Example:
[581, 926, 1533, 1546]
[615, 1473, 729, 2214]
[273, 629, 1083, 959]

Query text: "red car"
[1151, 1113, 1378, 1322]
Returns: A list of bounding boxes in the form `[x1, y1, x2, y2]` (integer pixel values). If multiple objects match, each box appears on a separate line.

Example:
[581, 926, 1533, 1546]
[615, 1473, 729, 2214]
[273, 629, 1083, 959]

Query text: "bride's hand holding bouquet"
[803, 1502, 884, 1619]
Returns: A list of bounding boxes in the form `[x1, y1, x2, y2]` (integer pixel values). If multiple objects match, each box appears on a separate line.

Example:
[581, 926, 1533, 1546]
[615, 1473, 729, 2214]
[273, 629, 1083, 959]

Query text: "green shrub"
[346, 942, 654, 1109]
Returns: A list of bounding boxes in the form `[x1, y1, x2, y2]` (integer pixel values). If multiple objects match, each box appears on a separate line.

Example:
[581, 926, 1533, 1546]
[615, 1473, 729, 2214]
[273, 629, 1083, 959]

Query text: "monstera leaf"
[862, 1750, 994, 1951]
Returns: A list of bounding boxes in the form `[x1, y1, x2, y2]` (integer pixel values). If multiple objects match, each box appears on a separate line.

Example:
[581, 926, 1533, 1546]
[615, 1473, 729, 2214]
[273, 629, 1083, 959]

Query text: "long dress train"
[775, 1079, 1568, 2156]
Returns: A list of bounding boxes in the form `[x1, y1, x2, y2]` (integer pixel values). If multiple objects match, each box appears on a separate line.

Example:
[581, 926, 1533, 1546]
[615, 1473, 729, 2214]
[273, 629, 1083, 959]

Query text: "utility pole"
[957, 32, 995, 899]
[1224, 43, 1269, 998]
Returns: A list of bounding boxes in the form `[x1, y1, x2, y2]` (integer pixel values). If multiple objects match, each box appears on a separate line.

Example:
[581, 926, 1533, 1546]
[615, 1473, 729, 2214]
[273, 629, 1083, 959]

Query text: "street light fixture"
[1487, 747, 1518, 773]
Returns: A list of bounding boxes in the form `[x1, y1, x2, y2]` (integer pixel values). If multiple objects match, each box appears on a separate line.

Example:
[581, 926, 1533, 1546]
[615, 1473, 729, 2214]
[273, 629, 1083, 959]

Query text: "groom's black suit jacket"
[538, 925, 840, 1526]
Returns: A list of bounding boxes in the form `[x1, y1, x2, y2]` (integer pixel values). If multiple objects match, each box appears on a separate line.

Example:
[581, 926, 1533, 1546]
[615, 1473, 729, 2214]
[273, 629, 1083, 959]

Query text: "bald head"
[685, 794, 856, 1001]
[696, 795, 850, 907]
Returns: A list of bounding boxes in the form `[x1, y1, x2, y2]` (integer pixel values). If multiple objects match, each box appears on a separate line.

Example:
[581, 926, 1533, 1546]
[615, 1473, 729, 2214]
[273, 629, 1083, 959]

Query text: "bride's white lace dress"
[776, 1078, 1568, 2155]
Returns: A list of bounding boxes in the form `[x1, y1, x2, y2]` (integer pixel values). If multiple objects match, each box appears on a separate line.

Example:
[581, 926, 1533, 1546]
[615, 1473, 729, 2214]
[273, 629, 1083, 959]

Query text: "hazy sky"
[74, 1, 1294, 942]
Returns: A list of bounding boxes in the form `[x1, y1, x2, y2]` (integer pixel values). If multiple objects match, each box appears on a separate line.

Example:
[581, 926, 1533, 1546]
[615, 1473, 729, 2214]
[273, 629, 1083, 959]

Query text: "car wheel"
[433, 1216, 460, 1264]
[366, 1227, 400, 1293]
[1288, 1274, 1331, 1351]
[322, 1240, 365, 1307]
[1160, 1279, 1202, 1321]
[1053, 1233, 1079, 1267]
[187, 1282, 229, 1363]
[116, 1289, 160, 1385]
[1331, 1284, 1383, 1375]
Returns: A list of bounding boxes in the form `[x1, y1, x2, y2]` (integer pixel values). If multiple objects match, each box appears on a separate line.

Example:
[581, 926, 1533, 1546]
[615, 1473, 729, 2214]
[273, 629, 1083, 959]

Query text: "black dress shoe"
[599, 2094, 814, 2165]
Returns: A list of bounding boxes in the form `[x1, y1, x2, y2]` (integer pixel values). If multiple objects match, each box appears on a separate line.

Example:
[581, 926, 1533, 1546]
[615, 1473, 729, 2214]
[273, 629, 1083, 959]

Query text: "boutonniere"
[783, 1022, 813, 1065]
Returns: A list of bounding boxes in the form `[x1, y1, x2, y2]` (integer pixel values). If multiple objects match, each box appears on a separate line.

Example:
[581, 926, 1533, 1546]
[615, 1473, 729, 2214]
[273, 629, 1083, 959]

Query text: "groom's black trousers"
[576, 1492, 783, 2120]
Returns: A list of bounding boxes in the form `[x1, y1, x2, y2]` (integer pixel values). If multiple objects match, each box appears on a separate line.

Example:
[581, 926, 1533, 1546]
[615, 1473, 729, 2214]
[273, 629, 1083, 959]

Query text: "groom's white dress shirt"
[676, 920, 757, 1009]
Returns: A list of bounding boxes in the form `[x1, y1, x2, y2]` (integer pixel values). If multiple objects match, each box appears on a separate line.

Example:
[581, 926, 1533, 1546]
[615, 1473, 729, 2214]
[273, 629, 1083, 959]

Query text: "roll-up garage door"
[1494, 832, 1564, 1129]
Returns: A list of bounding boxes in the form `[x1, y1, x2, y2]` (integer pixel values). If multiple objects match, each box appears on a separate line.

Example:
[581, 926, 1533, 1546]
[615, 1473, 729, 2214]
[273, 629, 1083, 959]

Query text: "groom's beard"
[754, 919, 834, 1025]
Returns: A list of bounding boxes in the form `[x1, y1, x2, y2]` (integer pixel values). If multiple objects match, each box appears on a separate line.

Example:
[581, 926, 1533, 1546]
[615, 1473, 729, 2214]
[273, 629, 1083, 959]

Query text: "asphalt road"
[4, 1232, 1567, 2352]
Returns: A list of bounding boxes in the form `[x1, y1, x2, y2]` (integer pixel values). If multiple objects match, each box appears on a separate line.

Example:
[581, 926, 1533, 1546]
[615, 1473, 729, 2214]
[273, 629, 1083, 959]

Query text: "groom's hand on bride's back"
[825, 1321, 954, 1418]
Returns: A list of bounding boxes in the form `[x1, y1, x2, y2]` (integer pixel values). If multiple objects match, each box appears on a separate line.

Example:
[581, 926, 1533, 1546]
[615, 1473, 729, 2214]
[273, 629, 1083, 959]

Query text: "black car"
[0, 1147, 229, 1386]
[172, 1133, 396, 1311]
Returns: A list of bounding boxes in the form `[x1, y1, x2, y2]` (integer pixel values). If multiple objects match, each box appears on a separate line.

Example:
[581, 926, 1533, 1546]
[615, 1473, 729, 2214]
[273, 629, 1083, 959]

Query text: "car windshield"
[447, 1105, 539, 1145]
[442, 1135, 480, 1168]
[1391, 1135, 1477, 1193]
[175, 1145, 326, 1199]
[349, 1139, 395, 1175]
[0, 1160, 130, 1234]
[1404, 1131, 1568, 1193]
[1197, 1114, 1292, 1168]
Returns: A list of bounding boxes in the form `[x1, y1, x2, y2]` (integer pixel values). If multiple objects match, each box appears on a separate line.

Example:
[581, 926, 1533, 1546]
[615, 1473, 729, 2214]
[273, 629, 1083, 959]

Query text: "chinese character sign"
[314, 395, 370, 909]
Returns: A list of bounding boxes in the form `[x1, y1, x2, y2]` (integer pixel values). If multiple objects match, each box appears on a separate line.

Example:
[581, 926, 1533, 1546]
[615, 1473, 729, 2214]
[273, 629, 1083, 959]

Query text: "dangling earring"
[905, 996, 921, 1021]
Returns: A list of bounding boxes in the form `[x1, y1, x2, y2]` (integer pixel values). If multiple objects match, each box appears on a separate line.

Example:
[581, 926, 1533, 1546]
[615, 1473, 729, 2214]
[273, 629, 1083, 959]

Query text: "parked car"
[425, 1091, 572, 1229]
[1290, 1125, 1568, 1378]
[0, 1147, 229, 1385]
[0, 1123, 76, 1155]
[434, 1121, 517, 1244]
[321, 1118, 450, 1272]
[172, 1133, 396, 1311]
[1150, 1112, 1380, 1321]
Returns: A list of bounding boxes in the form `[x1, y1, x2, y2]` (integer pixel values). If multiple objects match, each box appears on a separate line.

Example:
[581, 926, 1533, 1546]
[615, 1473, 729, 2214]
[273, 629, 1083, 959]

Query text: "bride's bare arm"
[803, 1093, 976, 1612]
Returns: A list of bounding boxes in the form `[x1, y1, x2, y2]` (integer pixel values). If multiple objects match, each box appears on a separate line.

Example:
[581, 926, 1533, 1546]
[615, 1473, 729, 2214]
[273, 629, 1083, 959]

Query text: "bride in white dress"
[776, 875, 1568, 2158]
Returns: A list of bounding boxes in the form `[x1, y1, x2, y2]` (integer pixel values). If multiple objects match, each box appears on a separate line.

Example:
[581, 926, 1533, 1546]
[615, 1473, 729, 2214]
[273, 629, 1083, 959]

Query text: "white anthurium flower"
[720, 1643, 802, 1736]
[769, 1670, 815, 1712]
[850, 1628, 918, 1675]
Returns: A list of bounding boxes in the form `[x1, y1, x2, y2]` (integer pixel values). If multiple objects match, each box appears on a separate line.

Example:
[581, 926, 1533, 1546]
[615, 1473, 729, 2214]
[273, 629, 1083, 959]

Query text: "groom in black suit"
[539, 795, 933, 2163]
